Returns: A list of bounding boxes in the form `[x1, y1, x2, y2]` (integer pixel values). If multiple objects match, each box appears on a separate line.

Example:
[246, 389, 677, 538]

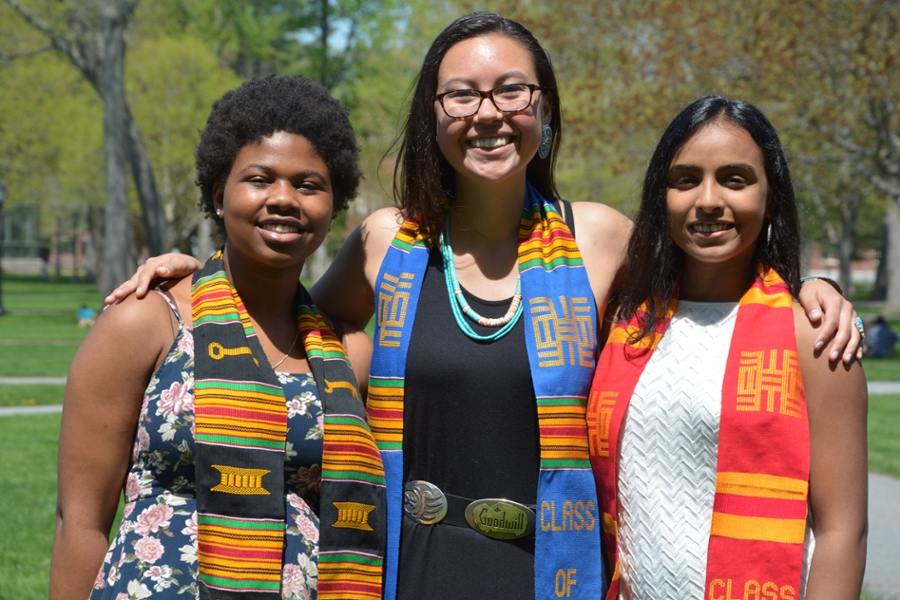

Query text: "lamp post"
[0, 180, 6, 316]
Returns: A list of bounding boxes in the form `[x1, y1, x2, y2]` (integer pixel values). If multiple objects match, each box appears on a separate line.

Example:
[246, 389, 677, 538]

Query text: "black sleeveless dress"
[396, 247, 539, 600]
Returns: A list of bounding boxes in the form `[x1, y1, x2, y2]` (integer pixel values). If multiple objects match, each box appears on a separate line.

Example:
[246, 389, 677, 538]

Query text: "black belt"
[402, 480, 536, 540]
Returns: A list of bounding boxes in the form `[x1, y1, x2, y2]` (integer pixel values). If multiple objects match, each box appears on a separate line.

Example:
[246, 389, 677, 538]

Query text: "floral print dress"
[91, 295, 324, 600]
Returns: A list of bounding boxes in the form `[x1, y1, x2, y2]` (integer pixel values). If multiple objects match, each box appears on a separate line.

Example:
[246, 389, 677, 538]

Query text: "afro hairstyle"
[195, 75, 362, 230]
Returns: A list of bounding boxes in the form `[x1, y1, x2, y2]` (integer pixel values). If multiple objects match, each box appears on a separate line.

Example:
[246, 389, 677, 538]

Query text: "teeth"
[262, 224, 299, 234]
[692, 223, 730, 233]
[471, 136, 512, 149]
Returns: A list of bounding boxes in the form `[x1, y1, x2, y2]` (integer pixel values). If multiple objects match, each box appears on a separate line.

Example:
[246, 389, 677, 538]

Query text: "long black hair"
[391, 12, 562, 233]
[619, 96, 802, 337]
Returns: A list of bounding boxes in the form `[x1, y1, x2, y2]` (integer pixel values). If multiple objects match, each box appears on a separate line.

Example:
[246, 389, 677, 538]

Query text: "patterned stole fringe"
[193, 250, 385, 600]
[369, 183, 604, 600]
[587, 266, 810, 600]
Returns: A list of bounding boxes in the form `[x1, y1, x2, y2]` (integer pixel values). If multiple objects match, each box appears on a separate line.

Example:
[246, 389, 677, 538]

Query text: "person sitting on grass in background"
[866, 316, 899, 358]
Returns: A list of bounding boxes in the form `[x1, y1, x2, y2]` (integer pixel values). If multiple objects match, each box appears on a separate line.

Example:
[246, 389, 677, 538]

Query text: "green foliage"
[126, 34, 243, 251]
[0, 49, 104, 227]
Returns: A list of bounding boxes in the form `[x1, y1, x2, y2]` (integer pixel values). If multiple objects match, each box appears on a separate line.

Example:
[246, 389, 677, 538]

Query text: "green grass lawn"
[0, 413, 60, 600]
[0, 275, 100, 378]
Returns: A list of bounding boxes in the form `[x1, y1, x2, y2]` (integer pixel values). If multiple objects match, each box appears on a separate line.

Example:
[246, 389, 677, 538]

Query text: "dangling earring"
[766, 222, 772, 244]
[539, 125, 552, 159]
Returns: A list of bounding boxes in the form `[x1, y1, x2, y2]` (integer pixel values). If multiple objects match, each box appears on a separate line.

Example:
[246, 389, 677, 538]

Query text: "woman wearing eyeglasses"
[108, 12, 861, 599]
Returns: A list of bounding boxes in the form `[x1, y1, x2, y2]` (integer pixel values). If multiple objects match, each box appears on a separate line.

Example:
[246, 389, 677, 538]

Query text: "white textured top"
[615, 301, 813, 599]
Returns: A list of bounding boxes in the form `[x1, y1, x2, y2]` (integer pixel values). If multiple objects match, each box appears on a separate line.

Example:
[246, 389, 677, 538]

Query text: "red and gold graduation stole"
[587, 266, 810, 600]
[192, 250, 385, 600]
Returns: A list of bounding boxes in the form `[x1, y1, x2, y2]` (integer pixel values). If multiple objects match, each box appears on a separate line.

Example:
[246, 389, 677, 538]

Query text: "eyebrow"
[668, 163, 758, 173]
[239, 164, 327, 180]
[438, 72, 532, 89]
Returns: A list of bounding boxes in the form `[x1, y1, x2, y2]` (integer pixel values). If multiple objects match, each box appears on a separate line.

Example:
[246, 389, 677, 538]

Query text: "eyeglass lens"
[442, 84, 534, 117]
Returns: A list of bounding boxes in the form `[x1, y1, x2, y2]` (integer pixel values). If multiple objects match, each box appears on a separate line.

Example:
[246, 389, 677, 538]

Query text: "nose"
[266, 179, 300, 211]
[696, 178, 723, 213]
[473, 94, 502, 122]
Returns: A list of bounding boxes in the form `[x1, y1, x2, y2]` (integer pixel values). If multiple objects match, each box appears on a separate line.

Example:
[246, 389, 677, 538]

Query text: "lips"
[690, 223, 732, 234]
[468, 136, 513, 149]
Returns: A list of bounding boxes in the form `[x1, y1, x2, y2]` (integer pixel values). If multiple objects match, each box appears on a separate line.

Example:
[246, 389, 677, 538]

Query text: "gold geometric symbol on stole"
[325, 379, 359, 399]
[210, 465, 271, 495]
[332, 502, 376, 531]
[587, 391, 618, 457]
[736, 349, 803, 418]
[208, 342, 259, 367]
[377, 272, 415, 348]
[529, 295, 595, 368]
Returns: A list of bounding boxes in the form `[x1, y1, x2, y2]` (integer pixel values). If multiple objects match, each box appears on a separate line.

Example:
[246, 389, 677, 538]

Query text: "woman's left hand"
[797, 279, 863, 364]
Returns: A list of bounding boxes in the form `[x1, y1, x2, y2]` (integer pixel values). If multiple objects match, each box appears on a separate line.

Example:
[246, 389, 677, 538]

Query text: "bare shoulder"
[792, 303, 866, 397]
[569, 201, 634, 311]
[312, 207, 406, 329]
[358, 206, 405, 258]
[570, 201, 633, 247]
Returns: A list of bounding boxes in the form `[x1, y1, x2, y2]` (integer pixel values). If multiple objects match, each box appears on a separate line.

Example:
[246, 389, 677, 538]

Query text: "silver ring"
[855, 316, 866, 341]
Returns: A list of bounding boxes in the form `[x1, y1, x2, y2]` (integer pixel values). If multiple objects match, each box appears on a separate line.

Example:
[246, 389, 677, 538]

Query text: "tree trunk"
[99, 2, 132, 296]
[882, 201, 900, 314]
[125, 107, 167, 256]
[838, 223, 854, 298]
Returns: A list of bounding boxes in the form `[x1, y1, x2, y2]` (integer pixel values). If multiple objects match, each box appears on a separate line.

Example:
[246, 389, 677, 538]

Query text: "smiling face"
[666, 121, 769, 280]
[214, 131, 333, 274]
[434, 34, 551, 193]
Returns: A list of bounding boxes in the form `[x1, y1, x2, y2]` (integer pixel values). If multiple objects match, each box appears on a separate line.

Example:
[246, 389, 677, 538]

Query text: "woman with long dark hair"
[588, 97, 867, 600]
[106, 15, 860, 600]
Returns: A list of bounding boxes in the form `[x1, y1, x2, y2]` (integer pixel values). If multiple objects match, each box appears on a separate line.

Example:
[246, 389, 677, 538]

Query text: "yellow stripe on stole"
[710, 513, 807, 544]
[740, 286, 793, 308]
[607, 326, 662, 349]
[715, 472, 808, 500]
[601, 512, 617, 536]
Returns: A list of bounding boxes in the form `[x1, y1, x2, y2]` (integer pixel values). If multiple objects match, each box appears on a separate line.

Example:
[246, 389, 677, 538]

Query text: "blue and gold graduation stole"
[367, 184, 604, 599]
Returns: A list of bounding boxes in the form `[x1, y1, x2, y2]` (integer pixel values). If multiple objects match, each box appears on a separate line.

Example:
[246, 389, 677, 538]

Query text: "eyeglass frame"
[433, 83, 552, 118]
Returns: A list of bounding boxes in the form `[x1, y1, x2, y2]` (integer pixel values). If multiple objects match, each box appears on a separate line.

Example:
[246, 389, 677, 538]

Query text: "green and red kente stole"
[368, 183, 604, 599]
[588, 266, 810, 599]
[192, 249, 386, 600]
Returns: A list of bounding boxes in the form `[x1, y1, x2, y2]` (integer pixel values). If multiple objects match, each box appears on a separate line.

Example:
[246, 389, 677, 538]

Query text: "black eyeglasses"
[434, 83, 550, 118]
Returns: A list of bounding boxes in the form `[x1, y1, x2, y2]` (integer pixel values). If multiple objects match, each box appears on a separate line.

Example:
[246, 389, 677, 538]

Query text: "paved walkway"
[1, 379, 898, 596]
[866, 472, 900, 599]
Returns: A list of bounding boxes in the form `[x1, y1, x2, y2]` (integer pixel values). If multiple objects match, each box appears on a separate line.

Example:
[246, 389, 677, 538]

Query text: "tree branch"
[3, 0, 90, 73]
[0, 43, 52, 60]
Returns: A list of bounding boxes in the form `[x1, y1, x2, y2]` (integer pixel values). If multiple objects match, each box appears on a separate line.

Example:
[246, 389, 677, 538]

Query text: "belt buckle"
[403, 480, 448, 525]
[464, 498, 535, 540]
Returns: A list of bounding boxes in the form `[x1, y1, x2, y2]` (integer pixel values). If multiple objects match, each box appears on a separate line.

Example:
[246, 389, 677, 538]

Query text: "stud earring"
[539, 125, 552, 159]
[216, 208, 223, 218]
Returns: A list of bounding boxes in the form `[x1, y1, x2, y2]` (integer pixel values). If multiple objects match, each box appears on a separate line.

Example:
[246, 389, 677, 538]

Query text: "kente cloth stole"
[192, 250, 386, 600]
[368, 183, 605, 600]
[587, 266, 810, 600]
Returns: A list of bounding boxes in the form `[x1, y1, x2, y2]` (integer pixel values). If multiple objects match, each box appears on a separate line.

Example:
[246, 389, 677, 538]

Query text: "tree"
[2, 0, 168, 294]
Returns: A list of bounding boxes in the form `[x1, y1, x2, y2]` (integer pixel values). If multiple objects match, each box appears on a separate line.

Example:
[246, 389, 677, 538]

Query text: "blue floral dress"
[90, 296, 324, 599]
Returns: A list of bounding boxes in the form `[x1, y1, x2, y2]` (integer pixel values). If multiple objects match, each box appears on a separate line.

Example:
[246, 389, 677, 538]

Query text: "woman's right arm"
[49, 293, 175, 600]
[310, 207, 404, 330]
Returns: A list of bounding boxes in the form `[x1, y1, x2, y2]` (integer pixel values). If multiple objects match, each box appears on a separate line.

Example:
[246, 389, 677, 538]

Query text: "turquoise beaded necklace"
[440, 215, 523, 342]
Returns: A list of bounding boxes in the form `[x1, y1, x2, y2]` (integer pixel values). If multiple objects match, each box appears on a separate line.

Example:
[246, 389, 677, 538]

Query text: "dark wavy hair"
[390, 12, 562, 233]
[196, 75, 361, 232]
[619, 96, 802, 338]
